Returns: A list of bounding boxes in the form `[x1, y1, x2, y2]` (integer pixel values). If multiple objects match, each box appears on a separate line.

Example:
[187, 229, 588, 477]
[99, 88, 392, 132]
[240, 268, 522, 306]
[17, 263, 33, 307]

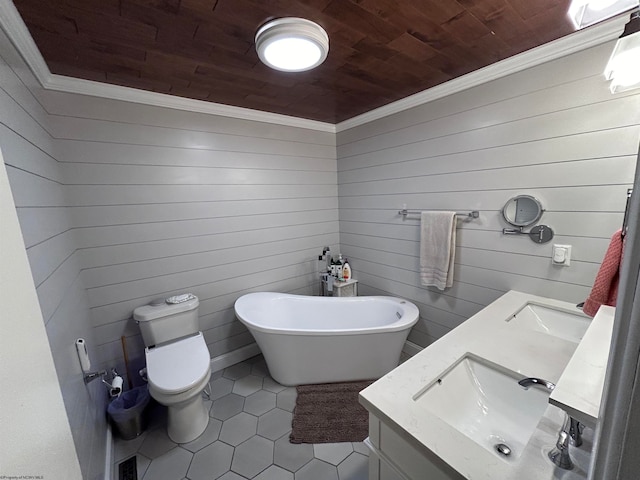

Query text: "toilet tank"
[133, 296, 200, 346]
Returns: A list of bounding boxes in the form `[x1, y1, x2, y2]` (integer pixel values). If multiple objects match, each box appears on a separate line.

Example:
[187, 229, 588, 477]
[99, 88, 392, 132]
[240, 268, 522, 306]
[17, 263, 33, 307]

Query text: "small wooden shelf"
[333, 279, 358, 297]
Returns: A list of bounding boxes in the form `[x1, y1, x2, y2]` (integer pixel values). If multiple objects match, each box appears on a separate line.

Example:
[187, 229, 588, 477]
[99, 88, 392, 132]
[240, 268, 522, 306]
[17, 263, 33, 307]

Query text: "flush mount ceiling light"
[568, 0, 639, 29]
[604, 9, 640, 93]
[255, 17, 329, 72]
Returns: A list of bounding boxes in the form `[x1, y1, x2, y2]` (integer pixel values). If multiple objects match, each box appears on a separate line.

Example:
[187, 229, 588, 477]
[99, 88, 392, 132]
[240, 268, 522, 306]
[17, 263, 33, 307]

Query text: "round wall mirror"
[502, 195, 543, 227]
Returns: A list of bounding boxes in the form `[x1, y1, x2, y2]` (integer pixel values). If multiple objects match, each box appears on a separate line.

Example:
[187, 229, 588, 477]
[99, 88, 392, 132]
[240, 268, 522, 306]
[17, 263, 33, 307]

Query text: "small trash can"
[107, 385, 150, 440]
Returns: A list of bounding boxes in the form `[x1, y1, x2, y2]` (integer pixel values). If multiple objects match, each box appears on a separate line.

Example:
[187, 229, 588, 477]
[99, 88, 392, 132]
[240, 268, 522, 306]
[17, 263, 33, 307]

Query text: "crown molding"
[0, 2, 628, 134]
[0, 2, 335, 133]
[0, 2, 52, 84]
[335, 14, 628, 132]
[44, 74, 336, 133]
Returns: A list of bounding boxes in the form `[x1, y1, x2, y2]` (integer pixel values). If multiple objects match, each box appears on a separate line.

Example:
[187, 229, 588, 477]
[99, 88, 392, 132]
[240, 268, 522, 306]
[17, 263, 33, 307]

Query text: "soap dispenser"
[336, 254, 344, 281]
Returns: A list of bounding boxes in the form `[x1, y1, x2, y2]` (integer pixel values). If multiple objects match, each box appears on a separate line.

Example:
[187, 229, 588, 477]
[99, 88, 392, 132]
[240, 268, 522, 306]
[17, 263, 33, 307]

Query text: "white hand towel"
[420, 211, 456, 291]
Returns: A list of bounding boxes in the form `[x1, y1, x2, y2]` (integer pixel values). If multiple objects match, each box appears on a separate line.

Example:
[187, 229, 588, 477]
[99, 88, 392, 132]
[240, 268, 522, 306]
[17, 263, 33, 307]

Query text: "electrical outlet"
[552, 244, 571, 266]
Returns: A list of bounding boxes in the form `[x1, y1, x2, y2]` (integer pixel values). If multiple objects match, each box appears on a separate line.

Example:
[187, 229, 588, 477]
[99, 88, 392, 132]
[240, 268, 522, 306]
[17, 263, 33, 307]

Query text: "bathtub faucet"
[319, 247, 334, 296]
[321, 273, 334, 295]
[322, 246, 331, 272]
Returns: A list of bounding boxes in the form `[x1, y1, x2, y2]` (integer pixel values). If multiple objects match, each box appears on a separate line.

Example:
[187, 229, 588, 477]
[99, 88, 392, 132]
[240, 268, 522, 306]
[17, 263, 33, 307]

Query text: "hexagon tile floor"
[112, 355, 370, 480]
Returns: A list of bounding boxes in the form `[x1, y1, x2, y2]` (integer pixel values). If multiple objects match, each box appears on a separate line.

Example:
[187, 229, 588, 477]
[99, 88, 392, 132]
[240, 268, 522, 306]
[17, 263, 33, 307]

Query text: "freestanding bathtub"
[234, 292, 420, 386]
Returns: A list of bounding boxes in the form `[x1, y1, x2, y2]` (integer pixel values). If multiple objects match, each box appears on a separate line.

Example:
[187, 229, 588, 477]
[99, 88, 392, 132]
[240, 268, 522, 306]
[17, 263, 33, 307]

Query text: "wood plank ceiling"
[12, 0, 579, 123]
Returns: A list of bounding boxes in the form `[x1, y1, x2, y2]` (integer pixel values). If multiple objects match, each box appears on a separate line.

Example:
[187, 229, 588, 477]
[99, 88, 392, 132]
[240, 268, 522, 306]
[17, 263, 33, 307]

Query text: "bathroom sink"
[507, 303, 590, 344]
[413, 355, 550, 460]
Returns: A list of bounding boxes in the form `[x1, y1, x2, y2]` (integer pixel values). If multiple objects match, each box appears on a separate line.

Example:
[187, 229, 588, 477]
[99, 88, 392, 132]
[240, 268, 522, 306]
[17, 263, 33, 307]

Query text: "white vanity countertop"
[359, 290, 602, 480]
[549, 306, 615, 428]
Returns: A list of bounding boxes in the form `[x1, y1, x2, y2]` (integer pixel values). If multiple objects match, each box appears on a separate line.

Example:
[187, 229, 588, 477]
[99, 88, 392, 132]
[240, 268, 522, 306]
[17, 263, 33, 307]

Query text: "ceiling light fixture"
[604, 9, 640, 92]
[255, 17, 329, 72]
[568, 0, 639, 29]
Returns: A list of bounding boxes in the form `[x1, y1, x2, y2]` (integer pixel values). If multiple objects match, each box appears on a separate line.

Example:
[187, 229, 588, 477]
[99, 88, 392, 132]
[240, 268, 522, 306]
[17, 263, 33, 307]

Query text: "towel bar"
[398, 208, 480, 221]
[622, 188, 632, 238]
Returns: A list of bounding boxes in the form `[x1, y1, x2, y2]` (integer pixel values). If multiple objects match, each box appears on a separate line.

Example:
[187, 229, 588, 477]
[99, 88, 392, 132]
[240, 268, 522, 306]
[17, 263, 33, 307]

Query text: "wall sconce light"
[568, 0, 639, 29]
[255, 18, 329, 72]
[604, 9, 640, 93]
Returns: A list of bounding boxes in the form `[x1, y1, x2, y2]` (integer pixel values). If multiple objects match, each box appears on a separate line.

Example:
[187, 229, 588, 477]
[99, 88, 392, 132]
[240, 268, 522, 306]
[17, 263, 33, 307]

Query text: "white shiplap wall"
[30, 78, 339, 378]
[1, 25, 337, 476]
[337, 41, 639, 348]
[0, 32, 105, 480]
[4, 13, 640, 475]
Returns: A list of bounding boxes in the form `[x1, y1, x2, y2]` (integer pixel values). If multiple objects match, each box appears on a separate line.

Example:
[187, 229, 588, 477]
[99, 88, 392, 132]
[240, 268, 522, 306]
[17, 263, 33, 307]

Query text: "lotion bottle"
[342, 260, 351, 281]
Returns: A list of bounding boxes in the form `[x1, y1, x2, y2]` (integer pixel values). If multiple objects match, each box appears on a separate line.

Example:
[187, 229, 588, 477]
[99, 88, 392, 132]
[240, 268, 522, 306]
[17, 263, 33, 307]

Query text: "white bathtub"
[233, 292, 420, 386]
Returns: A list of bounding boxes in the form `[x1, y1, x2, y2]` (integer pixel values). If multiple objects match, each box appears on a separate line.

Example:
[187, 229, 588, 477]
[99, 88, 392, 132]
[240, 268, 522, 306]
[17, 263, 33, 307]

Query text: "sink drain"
[494, 443, 512, 457]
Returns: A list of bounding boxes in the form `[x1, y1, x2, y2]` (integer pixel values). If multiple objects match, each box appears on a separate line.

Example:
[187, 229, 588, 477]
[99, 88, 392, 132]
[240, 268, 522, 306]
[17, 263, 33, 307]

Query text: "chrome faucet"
[517, 377, 579, 470]
[549, 427, 574, 470]
[518, 377, 556, 392]
[567, 416, 583, 447]
[548, 414, 583, 470]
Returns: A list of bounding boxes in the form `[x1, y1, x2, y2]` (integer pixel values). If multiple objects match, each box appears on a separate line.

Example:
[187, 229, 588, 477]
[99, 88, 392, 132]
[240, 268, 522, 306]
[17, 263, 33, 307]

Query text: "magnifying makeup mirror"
[502, 195, 543, 227]
[502, 195, 554, 243]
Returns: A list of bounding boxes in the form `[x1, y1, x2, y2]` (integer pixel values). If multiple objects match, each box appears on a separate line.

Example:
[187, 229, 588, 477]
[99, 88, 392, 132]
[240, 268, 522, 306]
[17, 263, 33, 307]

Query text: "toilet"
[133, 295, 211, 443]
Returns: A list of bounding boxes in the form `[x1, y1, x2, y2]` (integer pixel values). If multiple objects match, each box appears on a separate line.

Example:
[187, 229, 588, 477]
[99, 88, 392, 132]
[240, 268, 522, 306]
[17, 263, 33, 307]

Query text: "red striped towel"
[583, 229, 624, 317]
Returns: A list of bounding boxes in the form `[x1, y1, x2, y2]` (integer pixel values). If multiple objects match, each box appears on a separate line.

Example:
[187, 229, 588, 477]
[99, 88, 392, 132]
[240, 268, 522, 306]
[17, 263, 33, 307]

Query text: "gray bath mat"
[290, 380, 374, 444]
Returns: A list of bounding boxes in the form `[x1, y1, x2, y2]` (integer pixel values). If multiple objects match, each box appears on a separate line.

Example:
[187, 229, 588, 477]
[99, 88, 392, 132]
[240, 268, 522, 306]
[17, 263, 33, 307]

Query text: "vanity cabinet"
[366, 414, 460, 480]
[359, 291, 608, 480]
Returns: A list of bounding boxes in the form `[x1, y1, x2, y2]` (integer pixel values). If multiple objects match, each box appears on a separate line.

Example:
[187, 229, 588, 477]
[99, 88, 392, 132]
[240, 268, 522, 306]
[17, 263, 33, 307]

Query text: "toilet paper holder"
[83, 369, 107, 385]
[84, 368, 124, 397]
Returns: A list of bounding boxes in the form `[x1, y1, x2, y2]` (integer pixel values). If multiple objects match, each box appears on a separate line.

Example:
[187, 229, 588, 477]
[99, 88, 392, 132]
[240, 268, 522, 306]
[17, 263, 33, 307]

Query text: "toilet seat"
[145, 332, 210, 394]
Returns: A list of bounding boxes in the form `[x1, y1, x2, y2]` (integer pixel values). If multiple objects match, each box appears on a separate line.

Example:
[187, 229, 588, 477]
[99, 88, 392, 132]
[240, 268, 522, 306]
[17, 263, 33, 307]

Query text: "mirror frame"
[502, 195, 544, 227]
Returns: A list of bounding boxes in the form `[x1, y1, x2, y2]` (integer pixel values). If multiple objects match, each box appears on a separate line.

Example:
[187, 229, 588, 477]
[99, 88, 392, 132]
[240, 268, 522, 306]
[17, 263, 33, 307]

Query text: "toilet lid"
[145, 332, 210, 394]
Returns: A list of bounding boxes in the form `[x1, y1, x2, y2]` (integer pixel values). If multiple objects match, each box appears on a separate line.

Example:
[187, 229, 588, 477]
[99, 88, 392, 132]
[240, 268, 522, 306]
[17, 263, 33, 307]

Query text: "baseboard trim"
[402, 340, 424, 358]
[104, 422, 113, 480]
[210, 342, 261, 373]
